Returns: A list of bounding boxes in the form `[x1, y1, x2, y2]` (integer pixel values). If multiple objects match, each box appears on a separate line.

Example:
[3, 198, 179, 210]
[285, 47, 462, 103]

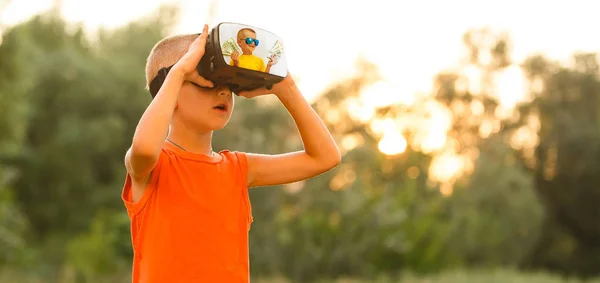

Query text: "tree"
[516, 52, 600, 277]
[428, 27, 600, 278]
[0, 5, 180, 280]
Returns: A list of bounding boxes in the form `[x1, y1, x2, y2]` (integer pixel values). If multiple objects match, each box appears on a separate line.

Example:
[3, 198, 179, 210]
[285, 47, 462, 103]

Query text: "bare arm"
[240, 76, 342, 188]
[127, 70, 185, 179]
[125, 25, 213, 183]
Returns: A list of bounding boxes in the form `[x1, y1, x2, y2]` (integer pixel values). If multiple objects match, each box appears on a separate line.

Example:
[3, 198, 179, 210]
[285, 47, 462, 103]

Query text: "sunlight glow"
[418, 100, 453, 154]
[347, 98, 375, 122]
[378, 131, 407, 156]
[340, 133, 364, 152]
[479, 119, 495, 138]
[325, 109, 341, 124]
[429, 153, 467, 184]
[360, 81, 415, 108]
[284, 181, 305, 194]
[494, 65, 528, 119]
[421, 130, 448, 154]
[330, 164, 356, 191]
[370, 118, 397, 136]
[7, 0, 600, 199]
[510, 125, 539, 150]
[463, 64, 482, 94]
[407, 166, 420, 179]
[496, 65, 527, 107]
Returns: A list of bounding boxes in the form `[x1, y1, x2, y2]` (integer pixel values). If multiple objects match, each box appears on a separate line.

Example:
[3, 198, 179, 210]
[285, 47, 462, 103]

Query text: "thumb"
[190, 74, 214, 88]
[238, 87, 270, 98]
[189, 76, 215, 88]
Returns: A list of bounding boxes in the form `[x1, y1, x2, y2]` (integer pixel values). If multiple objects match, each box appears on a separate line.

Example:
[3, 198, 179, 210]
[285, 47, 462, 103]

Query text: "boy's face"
[238, 30, 258, 54]
[175, 82, 234, 132]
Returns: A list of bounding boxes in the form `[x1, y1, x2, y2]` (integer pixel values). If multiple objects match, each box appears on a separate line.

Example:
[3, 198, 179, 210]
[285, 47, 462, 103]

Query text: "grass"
[254, 269, 600, 283]
[3, 268, 600, 283]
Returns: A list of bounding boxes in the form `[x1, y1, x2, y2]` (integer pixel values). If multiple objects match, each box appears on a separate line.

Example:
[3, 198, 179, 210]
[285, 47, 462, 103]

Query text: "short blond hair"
[237, 28, 256, 39]
[144, 34, 199, 89]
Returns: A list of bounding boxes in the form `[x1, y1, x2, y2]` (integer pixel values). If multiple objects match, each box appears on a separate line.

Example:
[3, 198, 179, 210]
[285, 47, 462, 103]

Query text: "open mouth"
[213, 104, 227, 112]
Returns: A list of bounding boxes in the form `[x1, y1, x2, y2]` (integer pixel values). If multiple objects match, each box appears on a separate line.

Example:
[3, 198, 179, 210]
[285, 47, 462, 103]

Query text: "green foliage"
[0, 5, 177, 282]
[0, 5, 598, 283]
[431, 28, 600, 278]
[516, 52, 600, 277]
[445, 136, 543, 267]
[253, 269, 600, 283]
[0, 174, 27, 265]
[65, 210, 131, 281]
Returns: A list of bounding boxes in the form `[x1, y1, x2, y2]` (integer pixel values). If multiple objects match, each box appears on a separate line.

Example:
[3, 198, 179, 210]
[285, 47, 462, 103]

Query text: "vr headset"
[149, 22, 287, 96]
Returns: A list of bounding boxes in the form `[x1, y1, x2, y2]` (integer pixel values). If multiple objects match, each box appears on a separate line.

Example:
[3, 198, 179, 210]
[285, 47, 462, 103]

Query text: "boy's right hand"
[171, 24, 214, 88]
[126, 24, 216, 204]
[231, 50, 240, 65]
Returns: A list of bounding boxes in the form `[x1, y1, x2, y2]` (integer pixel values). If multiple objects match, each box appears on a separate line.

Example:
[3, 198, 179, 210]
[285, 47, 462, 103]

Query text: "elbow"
[131, 139, 159, 159]
[322, 146, 342, 171]
[332, 147, 342, 167]
[307, 144, 342, 173]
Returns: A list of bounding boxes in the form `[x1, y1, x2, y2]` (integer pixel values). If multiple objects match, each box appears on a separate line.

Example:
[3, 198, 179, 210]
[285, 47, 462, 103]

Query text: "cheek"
[178, 91, 210, 116]
[180, 88, 209, 105]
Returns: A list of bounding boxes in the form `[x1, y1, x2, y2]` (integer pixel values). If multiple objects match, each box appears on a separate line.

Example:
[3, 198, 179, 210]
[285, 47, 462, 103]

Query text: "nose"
[217, 85, 232, 96]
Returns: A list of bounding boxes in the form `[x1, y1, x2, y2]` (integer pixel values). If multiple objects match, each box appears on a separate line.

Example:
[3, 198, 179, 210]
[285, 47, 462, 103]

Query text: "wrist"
[167, 66, 187, 83]
[275, 82, 301, 101]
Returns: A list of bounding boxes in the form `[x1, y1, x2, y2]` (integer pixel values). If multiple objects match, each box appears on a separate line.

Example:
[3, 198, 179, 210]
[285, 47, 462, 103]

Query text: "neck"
[167, 121, 214, 156]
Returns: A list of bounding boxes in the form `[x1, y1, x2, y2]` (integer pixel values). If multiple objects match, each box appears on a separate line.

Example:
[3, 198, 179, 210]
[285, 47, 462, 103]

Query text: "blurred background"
[1, 0, 600, 282]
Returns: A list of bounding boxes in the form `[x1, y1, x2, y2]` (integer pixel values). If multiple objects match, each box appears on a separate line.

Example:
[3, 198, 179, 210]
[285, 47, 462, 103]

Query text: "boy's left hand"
[237, 72, 295, 98]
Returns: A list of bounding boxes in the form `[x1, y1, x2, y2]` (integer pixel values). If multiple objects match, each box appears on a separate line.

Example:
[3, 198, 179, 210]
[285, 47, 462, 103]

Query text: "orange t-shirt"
[121, 142, 253, 283]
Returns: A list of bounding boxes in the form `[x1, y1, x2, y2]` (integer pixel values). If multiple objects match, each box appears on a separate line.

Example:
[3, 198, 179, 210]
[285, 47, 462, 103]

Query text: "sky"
[3, 0, 599, 102]
[2, 0, 599, 186]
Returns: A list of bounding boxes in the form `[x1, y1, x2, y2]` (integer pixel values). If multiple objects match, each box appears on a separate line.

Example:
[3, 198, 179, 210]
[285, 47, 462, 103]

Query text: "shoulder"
[219, 150, 248, 168]
[121, 148, 172, 216]
[218, 150, 249, 182]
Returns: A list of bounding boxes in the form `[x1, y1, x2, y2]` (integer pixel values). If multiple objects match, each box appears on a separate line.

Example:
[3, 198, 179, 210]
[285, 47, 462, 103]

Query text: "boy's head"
[145, 34, 234, 133]
[237, 28, 259, 55]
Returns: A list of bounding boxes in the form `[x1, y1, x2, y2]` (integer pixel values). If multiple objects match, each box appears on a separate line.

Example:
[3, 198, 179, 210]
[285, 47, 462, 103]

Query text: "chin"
[209, 120, 230, 131]
[211, 124, 227, 131]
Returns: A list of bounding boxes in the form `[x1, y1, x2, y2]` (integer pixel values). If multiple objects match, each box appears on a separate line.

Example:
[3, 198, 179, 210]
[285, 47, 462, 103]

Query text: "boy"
[121, 24, 341, 283]
[229, 27, 275, 73]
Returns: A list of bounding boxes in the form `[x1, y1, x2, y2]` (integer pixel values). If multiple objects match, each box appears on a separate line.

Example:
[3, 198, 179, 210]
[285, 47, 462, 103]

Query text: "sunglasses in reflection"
[239, 37, 259, 46]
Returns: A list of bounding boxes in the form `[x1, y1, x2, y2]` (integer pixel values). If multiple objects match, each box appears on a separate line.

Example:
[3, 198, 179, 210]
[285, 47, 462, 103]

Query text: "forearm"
[131, 69, 185, 157]
[276, 83, 340, 163]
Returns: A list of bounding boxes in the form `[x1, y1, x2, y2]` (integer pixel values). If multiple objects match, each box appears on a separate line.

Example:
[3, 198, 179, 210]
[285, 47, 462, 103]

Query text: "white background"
[218, 22, 288, 77]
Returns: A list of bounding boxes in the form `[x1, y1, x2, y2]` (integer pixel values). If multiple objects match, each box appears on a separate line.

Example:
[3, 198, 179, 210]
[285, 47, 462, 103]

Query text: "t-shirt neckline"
[163, 141, 224, 163]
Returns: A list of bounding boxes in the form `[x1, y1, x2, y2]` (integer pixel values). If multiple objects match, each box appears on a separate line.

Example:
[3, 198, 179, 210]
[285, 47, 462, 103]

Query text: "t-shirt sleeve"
[233, 151, 253, 229]
[121, 150, 167, 218]
[234, 151, 248, 188]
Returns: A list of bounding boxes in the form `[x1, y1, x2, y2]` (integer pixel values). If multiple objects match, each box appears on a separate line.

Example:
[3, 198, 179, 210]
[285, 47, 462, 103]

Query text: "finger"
[189, 26, 208, 50]
[187, 25, 209, 58]
[238, 87, 269, 98]
[190, 75, 214, 88]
